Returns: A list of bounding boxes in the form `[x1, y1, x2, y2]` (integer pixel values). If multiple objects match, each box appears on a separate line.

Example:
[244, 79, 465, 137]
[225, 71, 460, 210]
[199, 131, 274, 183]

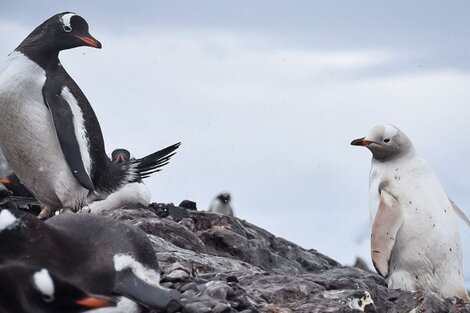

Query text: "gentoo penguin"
[0, 149, 11, 178]
[85, 149, 151, 213]
[0, 263, 115, 313]
[0, 207, 181, 311]
[208, 193, 234, 216]
[351, 124, 469, 301]
[0, 12, 180, 216]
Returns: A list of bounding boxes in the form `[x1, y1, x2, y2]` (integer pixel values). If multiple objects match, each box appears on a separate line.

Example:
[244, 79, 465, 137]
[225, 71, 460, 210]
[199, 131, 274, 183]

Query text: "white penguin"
[208, 193, 234, 216]
[351, 124, 469, 301]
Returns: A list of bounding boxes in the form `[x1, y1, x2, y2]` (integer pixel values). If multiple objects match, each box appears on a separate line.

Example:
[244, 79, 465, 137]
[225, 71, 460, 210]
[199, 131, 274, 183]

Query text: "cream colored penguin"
[351, 124, 469, 301]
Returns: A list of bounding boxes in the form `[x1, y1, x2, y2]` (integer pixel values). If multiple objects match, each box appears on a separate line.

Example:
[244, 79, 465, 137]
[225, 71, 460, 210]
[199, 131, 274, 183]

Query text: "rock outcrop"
[96, 203, 470, 313]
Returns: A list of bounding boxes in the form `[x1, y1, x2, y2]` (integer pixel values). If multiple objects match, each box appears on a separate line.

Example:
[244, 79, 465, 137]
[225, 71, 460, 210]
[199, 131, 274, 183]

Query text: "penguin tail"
[127, 142, 181, 182]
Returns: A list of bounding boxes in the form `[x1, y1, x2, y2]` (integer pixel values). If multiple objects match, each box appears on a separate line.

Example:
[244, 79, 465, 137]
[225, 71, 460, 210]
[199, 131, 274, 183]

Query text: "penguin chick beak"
[350, 137, 372, 146]
[75, 295, 115, 309]
[75, 34, 102, 49]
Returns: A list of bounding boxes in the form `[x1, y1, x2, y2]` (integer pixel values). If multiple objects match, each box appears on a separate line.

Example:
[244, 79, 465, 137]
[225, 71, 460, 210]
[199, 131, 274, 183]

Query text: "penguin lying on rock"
[0, 12, 180, 218]
[0, 263, 115, 313]
[0, 207, 182, 312]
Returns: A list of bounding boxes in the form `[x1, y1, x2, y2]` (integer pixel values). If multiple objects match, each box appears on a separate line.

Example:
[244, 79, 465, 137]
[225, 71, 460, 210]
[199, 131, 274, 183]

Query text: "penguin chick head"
[351, 124, 414, 161]
[0, 264, 115, 313]
[17, 12, 101, 53]
[216, 193, 231, 204]
[112, 149, 131, 165]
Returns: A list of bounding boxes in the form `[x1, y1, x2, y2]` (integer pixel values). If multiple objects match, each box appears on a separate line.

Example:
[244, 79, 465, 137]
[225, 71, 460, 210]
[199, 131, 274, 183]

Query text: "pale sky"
[1, 1, 469, 285]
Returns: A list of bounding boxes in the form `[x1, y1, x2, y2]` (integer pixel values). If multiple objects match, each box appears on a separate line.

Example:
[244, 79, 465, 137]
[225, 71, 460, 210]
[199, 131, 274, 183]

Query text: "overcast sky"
[1, 1, 470, 285]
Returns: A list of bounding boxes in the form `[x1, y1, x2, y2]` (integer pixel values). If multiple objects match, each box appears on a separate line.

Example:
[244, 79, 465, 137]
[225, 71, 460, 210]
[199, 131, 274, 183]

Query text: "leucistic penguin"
[351, 124, 470, 301]
[0, 207, 181, 311]
[0, 263, 115, 313]
[0, 12, 180, 216]
[208, 193, 234, 216]
[85, 149, 151, 214]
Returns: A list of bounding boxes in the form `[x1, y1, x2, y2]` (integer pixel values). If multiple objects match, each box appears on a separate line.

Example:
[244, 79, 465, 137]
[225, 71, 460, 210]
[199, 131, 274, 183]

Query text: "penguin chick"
[208, 193, 234, 216]
[85, 149, 153, 214]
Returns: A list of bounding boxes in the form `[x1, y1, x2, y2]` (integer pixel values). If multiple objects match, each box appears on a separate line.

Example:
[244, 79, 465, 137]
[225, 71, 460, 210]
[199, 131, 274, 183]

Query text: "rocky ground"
[95, 202, 470, 313]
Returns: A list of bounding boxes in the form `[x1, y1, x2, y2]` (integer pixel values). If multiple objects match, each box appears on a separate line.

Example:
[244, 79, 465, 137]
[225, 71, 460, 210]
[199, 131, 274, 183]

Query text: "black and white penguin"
[0, 263, 115, 313]
[0, 12, 180, 215]
[0, 207, 181, 311]
[85, 149, 150, 213]
[208, 193, 234, 216]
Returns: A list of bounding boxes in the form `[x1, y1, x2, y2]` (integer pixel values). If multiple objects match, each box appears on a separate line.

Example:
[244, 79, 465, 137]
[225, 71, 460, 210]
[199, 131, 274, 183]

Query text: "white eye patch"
[61, 13, 77, 32]
[383, 124, 398, 140]
[33, 269, 55, 299]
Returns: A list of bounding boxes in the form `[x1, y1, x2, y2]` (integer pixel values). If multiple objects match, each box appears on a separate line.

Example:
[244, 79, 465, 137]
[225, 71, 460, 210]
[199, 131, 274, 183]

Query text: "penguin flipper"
[371, 189, 403, 278]
[43, 83, 94, 191]
[449, 198, 470, 228]
[129, 142, 181, 181]
[113, 268, 181, 312]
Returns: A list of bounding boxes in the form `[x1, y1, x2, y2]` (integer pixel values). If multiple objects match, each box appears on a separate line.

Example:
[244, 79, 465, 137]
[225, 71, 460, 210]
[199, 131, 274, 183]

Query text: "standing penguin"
[351, 124, 469, 301]
[208, 193, 234, 216]
[0, 12, 180, 215]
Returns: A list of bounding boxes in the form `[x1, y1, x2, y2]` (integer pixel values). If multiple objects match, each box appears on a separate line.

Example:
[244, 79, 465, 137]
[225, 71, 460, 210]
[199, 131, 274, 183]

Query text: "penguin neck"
[16, 44, 61, 71]
[372, 146, 416, 165]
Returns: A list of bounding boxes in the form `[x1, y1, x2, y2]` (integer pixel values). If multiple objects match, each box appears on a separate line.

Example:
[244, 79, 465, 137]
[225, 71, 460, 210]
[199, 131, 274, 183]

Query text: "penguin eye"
[42, 294, 54, 303]
[383, 138, 390, 143]
[63, 25, 72, 32]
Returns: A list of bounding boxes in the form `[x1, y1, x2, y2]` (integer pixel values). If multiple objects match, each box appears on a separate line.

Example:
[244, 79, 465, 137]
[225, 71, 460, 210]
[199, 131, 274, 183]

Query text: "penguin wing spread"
[113, 268, 181, 310]
[371, 189, 403, 278]
[449, 198, 470, 228]
[43, 82, 94, 191]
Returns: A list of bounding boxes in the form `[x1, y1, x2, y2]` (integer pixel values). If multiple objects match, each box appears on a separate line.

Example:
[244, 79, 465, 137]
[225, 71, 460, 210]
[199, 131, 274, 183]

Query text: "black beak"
[350, 137, 372, 146]
[75, 32, 102, 49]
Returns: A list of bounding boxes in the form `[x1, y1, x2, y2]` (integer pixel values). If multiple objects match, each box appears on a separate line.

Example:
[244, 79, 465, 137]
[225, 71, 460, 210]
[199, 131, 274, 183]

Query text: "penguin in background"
[208, 193, 234, 216]
[0, 12, 180, 217]
[0, 207, 181, 312]
[85, 149, 151, 213]
[0, 264, 115, 313]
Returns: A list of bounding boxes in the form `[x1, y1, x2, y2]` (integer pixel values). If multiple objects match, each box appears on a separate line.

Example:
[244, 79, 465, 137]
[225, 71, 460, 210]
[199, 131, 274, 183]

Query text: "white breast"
[0, 52, 89, 209]
[209, 199, 233, 216]
[369, 154, 465, 296]
[84, 183, 151, 213]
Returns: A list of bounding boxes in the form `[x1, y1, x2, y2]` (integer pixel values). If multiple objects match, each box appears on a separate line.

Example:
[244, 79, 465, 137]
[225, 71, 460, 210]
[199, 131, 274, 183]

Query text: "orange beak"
[75, 34, 102, 49]
[75, 295, 115, 309]
[0, 178, 11, 185]
[350, 137, 373, 146]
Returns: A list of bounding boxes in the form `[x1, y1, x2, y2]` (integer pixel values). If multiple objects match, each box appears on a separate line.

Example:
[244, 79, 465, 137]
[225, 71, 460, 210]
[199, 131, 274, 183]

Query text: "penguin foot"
[38, 207, 55, 220]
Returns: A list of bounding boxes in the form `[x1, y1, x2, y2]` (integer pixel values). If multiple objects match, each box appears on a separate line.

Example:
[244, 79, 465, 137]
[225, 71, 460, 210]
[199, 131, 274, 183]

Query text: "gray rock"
[97, 204, 470, 313]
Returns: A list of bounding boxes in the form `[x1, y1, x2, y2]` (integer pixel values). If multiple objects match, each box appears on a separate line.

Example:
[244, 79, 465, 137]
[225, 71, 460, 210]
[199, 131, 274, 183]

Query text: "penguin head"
[216, 193, 231, 204]
[112, 149, 131, 165]
[351, 124, 414, 161]
[0, 264, 115, 313]
[17, 12, 101, 54]
[0, 264, 116, 313]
